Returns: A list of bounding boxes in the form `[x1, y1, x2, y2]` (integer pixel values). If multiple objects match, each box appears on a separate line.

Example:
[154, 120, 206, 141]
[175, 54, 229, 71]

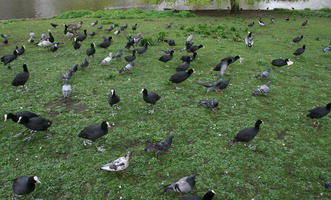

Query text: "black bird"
[164, 39, 176, 46]
[199, 100, 219, 112]
[233, 120, 263, 143]
[188, 44, 203, 53]
[1, 33, 8, 44]
[12, 64, 29, 90]
[293, 45, 306, 56]
[166, 24, 172, 29]
[161, 48, 175, 54]
[98, 36, 112, 49]
[302, 20, 308, 26]
[105, 24, 116, 32]
[145, 135, 174, 158]
[78, 121, 110, 142]
[159, 50, 174, 63]
[76, 30, 87, 42]
[16, 45, 25, 56]
[86, 43, 96, 58]
[293, 35, 303, 43]
[271, 58, 289, 67]
[80, 58, 89, 70]
[181, 190, 216, 200]
[137, 43, 148, 54]
[176, 57, 191, 72]
[108, 89, 120, 109]
[180, 52, 197, 62]
[4, 111, 38, 123]
[89, 31, 96, 37]
[48, 30, 54, 43]
[125, 37, 135, 49]
[50, 23, 58, 28]
[73, 38, 81, 51]
[141, 88, 161, 114]
[169, 69, 194, 85]
[285, 17, 290, 21]
[125, 50, 136, 62]
[307, 103, 331, 126]
[120, 23, 128, 31]
[50, 42, 60, 52]
[97, 25, 103, 29]
[17, 116, 52, 132]
[132, 23, 137, 32]
[1, 49, 18, 69]
[13, 176, 41, 197]
[248, 22, 254, 27]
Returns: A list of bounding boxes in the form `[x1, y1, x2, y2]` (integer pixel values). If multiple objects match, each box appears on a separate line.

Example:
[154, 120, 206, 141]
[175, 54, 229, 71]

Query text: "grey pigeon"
[114, 49, 123, 58]
[163, 175, 196, 195]
[255, 67, 271, 79]
[322, 41, 331, 53]
[60, 64, 78, 80]
[252, 81, 271, 95]
[245, 32, 254, 48]
[80, 58, 89, 70]
[90, 20, 98, 26]
[119, 62, 135, 74]
[145, 135, 174, 158]
[28, 31, 35, 43]
[41, 33, 46, 40]
[199, 99, 219, 111]
[62, 79, 72, 98]
[196, 78, 231, 93]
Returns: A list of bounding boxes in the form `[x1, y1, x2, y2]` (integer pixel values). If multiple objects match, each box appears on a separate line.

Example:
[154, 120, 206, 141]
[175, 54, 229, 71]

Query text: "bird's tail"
[196, 81, 213, 87]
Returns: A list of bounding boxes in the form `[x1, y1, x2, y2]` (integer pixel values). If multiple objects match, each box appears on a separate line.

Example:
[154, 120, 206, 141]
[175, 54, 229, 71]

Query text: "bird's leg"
[96, 144, 106, 152]
[13, 128, 29, 138]
[313, 119, 319, 127]
[148, 105, 155, 114]
[155, 151, 159, 158]
[217, 90, 223, 94]
[8, 64, 11, 69]
[23, 132, 35, 141]
[114, 105, 121, 110]
[212, 108, 218, 114]
[121, 171, 127, 173]
[83, 140, 93, 146]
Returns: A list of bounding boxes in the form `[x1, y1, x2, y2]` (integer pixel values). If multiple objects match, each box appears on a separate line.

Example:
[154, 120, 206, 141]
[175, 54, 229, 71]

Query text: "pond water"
[0, 0, 330, 20]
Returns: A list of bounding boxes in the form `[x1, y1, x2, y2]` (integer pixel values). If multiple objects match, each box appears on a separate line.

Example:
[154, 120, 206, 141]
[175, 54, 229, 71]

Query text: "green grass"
[0, 10, 331, 200]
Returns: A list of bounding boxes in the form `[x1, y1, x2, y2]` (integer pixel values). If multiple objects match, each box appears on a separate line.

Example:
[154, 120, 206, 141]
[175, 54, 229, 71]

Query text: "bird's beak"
[34, 177, 41, 184]
[17, 116, 22, 123]
[4, 114, 7, 122]
[106, 122, 111, 128]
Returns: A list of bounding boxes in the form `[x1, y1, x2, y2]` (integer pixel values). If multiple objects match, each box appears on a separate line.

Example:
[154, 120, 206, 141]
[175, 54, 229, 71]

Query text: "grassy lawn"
[0, 9, 330, 199]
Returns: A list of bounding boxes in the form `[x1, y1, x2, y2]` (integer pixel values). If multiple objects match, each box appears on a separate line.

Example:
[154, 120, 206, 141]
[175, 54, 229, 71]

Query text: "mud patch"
[45, 99, 87, 117]
[278, 129, 287, 140]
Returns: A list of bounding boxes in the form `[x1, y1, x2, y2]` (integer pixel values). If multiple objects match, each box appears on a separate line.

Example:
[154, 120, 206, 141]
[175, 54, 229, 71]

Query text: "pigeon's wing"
[196, 81, 214, 87]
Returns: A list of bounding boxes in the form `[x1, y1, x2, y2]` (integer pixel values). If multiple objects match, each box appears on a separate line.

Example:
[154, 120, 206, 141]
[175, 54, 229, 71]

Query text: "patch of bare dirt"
[45, 99, 87, 117]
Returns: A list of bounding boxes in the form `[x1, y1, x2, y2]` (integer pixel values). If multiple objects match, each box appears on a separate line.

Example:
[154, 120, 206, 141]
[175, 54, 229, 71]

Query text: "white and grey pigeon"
[163, 174, 196, 195]
[186, 33, 194, 44]
[255, 67, 271, 79]
[245, 32, 254, 48]
[90, 20, 98, 26]
[114, 30, 120, 35]
[60, 64, 78, 80]
[119, 62, 135, 74]
[62, 79, 72, 98]
[322, 41, 331, 53]
[114, 49, 123, 59]
[99, 151, 132, 172]
[28, 31, 35, 43]
[99, 52, 112, 65]
[37, 33, 52, 47]
[252, 81, 271, 95]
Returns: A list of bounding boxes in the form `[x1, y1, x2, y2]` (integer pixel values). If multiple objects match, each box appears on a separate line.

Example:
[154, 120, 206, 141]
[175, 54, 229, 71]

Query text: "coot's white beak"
[4, 114, 7, 122]
[140, 89, 144, 93]
[106, 121, 111, 128]
[34, 176, 41, 184]
[17, 116, 22, 123]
